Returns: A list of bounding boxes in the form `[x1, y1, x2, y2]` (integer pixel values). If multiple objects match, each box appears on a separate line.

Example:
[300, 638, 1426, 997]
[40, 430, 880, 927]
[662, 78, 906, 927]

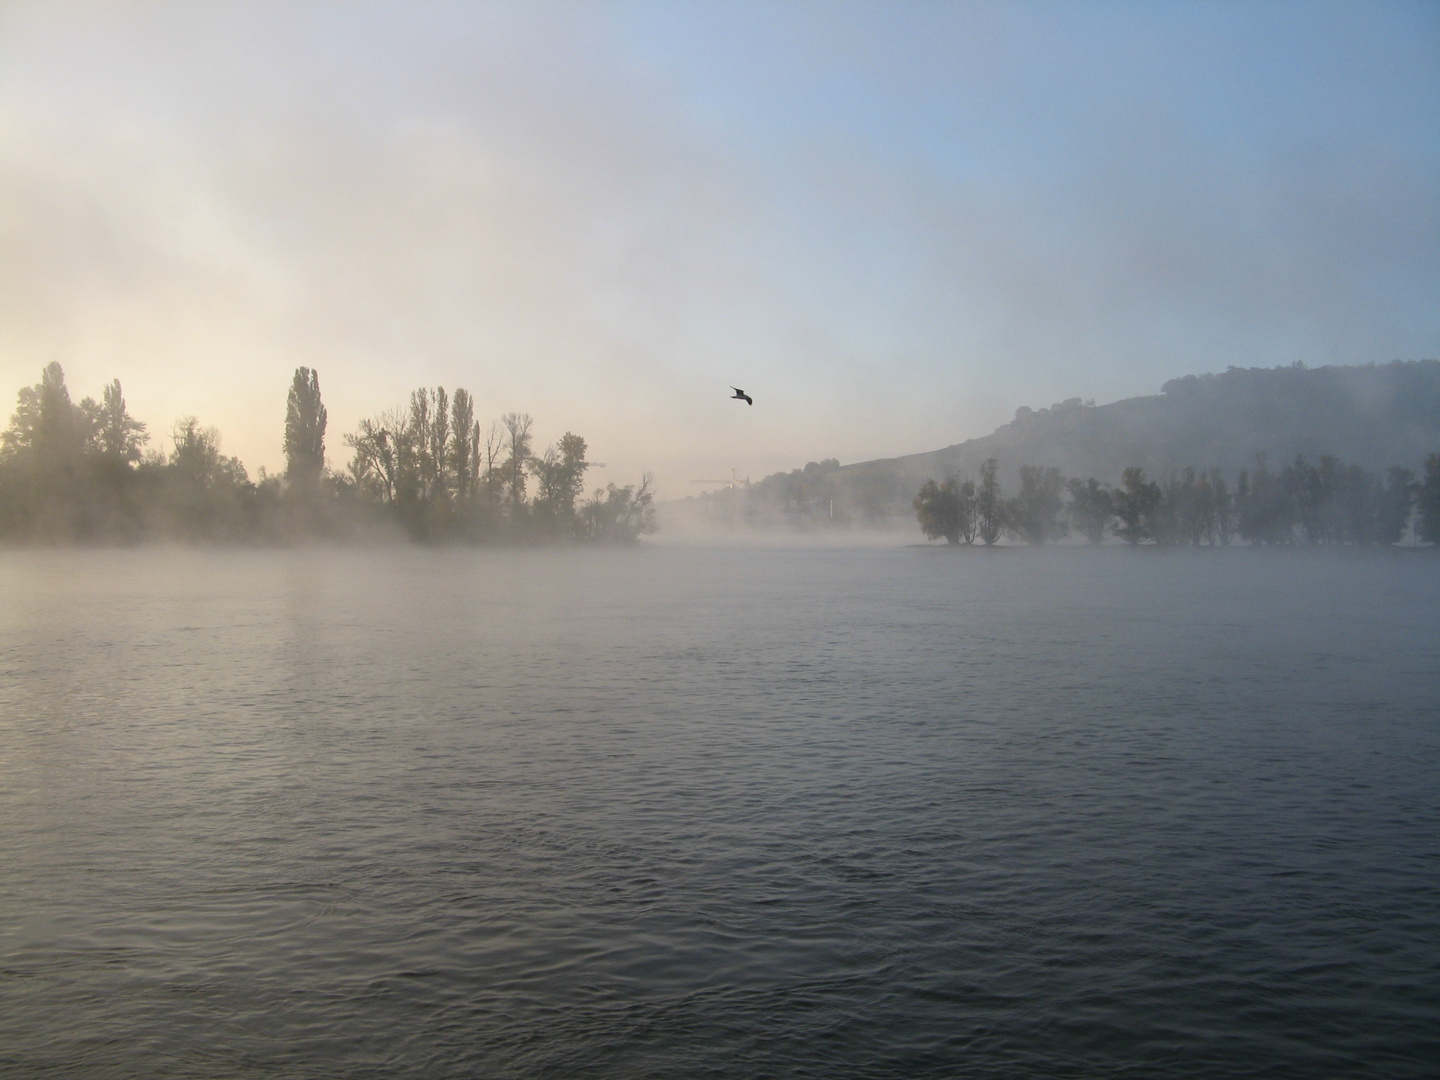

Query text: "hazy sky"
[2, 1, 1437, 493]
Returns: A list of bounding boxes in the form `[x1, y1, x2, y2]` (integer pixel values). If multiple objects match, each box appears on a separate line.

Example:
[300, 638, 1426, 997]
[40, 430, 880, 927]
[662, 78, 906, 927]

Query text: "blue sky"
[1, 1, 1436, 491]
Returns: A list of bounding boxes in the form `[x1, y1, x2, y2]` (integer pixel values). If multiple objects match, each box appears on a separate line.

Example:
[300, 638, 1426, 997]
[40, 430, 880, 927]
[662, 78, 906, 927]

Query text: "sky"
[1, 1, 1437, 494]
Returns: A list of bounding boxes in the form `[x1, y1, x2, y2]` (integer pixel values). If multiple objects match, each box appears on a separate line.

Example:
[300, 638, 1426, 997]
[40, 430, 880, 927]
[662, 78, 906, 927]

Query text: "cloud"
[1, 2, 1436, 492]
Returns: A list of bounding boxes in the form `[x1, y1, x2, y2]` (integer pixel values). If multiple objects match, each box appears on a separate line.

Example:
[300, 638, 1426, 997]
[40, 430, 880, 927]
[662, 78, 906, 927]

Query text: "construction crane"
[689, 468, 748, 490]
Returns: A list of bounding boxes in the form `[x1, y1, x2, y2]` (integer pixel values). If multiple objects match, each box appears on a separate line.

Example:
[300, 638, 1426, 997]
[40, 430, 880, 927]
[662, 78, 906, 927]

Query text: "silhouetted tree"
[95, 380, 147, 462]
[2, 365, 659, 545]
[1008, 465, 1065, 544]
[166, 418, 254, 541]
[344, 411, 400, 504]
[428, 387, 450, 503]
[1113, 467, 1161, 544]
[1066, 477, 1112, 544]
[955, 478, 977, 543]
[1420, 454, 1440, 544]
[914, 478, 962, 544]
[449, 389, 478, 499]
[1283, 455, 1325, 544]
[1155, 467, 1220, 546]
[500, 411, 533, 514]
[976, 458, 1004, 545]
[1186, 469, 1218, 544]
[6, 363, 85, 474]
[1378, 467, 1415, 544]
[346, 389, 476, 537]
[342, 390, 647, 542]
[84, 381, 149, 540]
[283, 367, 326, 491]
[407, 388, 438, 503]
[0, 365, 158, 540]
[1238, 454, 1291, 544]
[530, 432, 590, 536]
[579, 474, 656, 543]
[481, 421, 506, 505]
[1210, 469, 1234, 544]
[530, 432, 589, 535]
[1, 363, 89, 537]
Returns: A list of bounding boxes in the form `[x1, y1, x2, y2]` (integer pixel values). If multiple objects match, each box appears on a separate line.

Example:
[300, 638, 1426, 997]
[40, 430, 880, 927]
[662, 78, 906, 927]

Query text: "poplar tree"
[449, 389, 477, 498]
[283, 367, 327, 490]
[95, 381, 147, 462]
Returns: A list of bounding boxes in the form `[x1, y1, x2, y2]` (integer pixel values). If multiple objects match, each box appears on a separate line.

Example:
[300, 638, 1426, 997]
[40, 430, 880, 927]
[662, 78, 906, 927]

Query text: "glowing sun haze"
[2, 1, 1436, 493]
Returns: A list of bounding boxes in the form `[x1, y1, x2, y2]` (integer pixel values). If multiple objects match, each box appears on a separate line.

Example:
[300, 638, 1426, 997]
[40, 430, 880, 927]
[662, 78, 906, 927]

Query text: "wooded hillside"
[682, 361, 1440, 526]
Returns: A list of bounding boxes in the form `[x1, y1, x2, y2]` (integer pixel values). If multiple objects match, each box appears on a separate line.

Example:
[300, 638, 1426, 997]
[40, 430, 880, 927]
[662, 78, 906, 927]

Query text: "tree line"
[915, 455, 1440, 547]
[0, 363, 655, 544]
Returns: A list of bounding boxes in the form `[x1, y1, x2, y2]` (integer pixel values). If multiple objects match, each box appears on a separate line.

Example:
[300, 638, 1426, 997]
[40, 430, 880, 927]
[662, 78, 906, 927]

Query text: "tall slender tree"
[95, 381, 147, 461]
[1420, 454, 1440, 544]
[429, 387, 450, 500]
[501, 412, 533, 511]
[283, 367, 327, 490]
[976, 458, 1004, 545]
[449, 389, 477, 498]
[1209, 469, 1233, 544]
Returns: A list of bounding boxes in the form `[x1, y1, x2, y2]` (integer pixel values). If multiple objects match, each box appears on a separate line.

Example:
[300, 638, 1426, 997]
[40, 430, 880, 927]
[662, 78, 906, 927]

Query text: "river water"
[1, 545, 1437, 1078]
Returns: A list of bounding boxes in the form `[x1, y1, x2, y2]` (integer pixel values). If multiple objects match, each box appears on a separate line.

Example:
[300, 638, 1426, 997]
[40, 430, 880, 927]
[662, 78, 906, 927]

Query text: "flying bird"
[730, 386, 753, 405]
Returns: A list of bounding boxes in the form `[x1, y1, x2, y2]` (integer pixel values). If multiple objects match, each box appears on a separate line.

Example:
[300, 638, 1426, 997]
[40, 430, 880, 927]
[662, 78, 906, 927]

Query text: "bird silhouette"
[730, 386, 753, 405]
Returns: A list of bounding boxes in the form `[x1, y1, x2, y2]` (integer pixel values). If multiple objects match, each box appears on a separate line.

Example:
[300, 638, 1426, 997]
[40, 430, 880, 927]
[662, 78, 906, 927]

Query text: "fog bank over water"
[2, 3, 1437, 494]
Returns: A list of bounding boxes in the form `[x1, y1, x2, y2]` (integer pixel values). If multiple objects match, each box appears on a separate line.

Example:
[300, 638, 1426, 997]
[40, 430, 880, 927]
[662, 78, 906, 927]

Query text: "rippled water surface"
[2, 545, 1438, 1078]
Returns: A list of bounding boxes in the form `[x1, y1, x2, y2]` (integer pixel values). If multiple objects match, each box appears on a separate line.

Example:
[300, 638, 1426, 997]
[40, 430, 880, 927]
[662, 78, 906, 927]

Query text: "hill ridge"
[682, 360, 1440, 524]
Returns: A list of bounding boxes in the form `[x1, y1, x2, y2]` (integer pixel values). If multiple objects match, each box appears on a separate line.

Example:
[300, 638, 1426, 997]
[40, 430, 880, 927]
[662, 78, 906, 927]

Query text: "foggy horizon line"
[7, 356, 1438, 494]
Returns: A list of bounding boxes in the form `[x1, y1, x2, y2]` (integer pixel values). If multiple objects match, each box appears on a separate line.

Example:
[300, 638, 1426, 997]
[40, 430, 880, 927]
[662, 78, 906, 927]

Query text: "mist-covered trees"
[1066, 477, 1112, 544]
[1, 363, 656, 546]
[165, 418, 261, 541]
[913, 478, 964, 544]
[1236, 454, 1415, 546]
[577, 474, 657, 542]
[913, 463, 1073, 546]
[341, 387, 655, 544]
[1009, 466, 1065, 545]
[0, 363, 152, 540]
[700, 458, 845, 528]
[1111, 468, 1162, 545]
[914, 451, 1429, 548]
[0, 363, 291, 542]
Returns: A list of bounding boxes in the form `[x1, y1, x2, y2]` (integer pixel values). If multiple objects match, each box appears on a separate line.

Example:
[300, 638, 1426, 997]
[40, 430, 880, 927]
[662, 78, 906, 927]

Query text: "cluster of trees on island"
[0, 363, 656, 545]
[915, 456, 1440, 547]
